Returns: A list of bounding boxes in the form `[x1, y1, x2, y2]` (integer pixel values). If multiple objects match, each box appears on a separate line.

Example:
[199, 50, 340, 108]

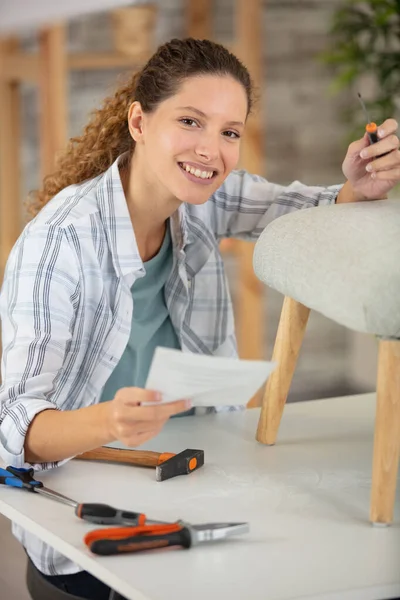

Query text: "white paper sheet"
[145, 347, 276, 407]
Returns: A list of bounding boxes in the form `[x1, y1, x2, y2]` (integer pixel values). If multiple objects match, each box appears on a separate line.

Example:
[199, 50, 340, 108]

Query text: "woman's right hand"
[105, 387, 191, 447]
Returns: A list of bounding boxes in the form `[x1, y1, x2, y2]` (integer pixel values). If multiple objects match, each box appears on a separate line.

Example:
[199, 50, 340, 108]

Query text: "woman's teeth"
[180, 162, 214, 179]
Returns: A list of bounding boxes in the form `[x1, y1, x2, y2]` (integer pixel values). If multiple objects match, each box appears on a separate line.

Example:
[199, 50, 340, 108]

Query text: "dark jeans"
[27, 556, 128, 600]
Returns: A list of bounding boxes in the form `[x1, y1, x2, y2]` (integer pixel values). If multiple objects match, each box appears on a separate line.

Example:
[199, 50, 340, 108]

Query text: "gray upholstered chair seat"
[252, 197, 400, 525]
[253, 199, 400, 338]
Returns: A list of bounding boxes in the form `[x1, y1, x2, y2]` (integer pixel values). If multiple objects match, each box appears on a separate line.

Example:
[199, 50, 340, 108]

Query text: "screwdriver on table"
[1, 466, 250, 555]
[0, 466, 161, 526]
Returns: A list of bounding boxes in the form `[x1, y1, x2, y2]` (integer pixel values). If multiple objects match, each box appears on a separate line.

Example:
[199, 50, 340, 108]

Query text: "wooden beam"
[0, 38, 22, 285]
[186, 0, 213, 39]
[3, 4, 157, 84]
[69, 51, 149, 71]
[38, 26, 68, 179]
[235, 0, 265, 404]
[3, 51, 149, 84]
[3, 53, 39, 82]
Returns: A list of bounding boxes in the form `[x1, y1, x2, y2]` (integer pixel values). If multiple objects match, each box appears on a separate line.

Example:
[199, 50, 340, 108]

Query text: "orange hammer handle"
[74, 447, 175, 468]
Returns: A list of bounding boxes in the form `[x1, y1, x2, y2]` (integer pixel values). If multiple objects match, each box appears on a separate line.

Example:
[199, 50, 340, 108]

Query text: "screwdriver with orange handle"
[1, 467, 249, 556]
[357, 92, 379, 144]
[357, 92, 392, 161]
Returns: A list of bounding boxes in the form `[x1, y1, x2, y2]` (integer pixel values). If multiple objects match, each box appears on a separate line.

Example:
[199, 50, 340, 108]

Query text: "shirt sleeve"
[0, 223, 80, 470]
[209, 169, 342, 241]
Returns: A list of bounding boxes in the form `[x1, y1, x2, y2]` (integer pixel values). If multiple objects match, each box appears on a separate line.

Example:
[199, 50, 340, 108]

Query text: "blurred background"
[0, 3, 400, 598]
[1, 0, 399, 406]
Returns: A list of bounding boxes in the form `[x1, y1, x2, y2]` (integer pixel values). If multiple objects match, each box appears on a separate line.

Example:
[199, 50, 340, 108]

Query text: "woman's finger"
[126, 399, 192, 422]
[117, 421, 165, 437]
[370, 167, 400, 180]
[116, 387, 163, 406]
[376, 118, 398, 139]
[360, 134, 399, 160]
[365, 149, 400, 173]
[122, 428, 165, 447]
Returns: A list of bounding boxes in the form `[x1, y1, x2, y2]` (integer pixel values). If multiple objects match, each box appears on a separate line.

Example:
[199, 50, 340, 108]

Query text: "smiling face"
[128, 75, 248, 206]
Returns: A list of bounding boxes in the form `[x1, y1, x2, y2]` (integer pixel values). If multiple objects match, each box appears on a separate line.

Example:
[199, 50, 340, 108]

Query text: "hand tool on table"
[84, 521, 250, 556]
[0, 466, 161, 526]
[1, 466, 250, 555]
[74, 446, 204, 482]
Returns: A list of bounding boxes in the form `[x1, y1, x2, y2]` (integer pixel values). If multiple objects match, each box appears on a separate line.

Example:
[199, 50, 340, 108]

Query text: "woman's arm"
[209, 120, 399, 240]
[209, 169, 341, 242]
[0, 224, 80, 469]
[24, 391, 190, 463]
[24, 403, 112, 463]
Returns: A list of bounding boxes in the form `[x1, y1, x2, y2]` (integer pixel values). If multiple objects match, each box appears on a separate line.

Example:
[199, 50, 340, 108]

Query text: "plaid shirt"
[0, 155, 340, 574]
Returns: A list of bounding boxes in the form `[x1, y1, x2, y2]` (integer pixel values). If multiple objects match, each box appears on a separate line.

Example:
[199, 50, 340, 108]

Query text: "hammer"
[74, 447, 204, 482]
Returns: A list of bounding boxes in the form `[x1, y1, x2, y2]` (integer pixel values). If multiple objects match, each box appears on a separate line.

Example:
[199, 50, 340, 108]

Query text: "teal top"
[99, 223, 180, 402]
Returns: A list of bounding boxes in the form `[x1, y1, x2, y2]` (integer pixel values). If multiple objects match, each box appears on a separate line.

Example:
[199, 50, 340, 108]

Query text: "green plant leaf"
[319, 0, 400, 143]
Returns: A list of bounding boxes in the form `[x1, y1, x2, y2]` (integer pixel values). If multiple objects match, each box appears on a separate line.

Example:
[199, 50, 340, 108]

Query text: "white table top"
[1, 393, 399, 600]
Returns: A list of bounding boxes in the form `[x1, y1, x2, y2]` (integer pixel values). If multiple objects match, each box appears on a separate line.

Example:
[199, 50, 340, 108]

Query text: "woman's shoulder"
[32, 175, 103, 232]
[10, 175, 107, 272]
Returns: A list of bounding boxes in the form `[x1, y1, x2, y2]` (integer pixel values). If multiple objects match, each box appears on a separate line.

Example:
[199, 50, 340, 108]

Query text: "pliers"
[83, 521, 249, 556]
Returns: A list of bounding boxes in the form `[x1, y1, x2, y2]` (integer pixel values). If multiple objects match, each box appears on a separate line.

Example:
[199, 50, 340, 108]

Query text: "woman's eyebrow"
[176, 105, 244, 127]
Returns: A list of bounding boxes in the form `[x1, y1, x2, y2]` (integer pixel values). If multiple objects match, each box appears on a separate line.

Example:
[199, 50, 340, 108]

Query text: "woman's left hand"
[341, 118, 400, 202]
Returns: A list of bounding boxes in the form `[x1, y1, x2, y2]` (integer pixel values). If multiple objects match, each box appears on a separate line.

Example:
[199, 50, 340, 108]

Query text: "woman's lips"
[178, 162, 217, 186]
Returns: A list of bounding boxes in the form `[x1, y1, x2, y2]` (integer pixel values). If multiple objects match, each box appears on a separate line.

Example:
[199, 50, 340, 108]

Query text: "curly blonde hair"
[29, 38, 253, 217]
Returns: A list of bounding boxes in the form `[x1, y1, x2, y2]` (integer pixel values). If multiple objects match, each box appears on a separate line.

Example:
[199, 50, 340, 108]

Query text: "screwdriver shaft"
[357, 92, 371, 123]
[36, 486, 78, 509]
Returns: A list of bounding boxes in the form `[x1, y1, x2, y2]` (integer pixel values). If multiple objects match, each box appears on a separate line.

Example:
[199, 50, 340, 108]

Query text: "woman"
[0, 37, 399, 599]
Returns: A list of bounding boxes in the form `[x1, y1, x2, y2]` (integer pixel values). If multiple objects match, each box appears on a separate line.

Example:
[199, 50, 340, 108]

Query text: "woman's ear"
[128, 101, 144, 143]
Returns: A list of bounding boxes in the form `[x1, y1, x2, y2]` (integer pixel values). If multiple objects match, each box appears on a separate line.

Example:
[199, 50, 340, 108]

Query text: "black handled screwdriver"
[357, 92, 379, 144]
[357, 92, 391, 159]
[0, 466, 160, 526]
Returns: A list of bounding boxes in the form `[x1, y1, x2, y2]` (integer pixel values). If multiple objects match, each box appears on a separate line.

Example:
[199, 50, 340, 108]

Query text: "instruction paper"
[145, 347, 276, 407]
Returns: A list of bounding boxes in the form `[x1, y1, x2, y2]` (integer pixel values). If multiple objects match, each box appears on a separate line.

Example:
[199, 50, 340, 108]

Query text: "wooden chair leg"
[256, 296, 310, 445]
[370, 339, 400, 525]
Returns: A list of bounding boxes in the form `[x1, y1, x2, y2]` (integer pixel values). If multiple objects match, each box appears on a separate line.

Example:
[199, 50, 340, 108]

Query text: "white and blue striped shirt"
[0, 154, 340, 574]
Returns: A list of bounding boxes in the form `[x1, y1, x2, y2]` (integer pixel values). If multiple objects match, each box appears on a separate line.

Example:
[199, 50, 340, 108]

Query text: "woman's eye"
[180, 118, 198, 127]
[223, 130, 240, 139]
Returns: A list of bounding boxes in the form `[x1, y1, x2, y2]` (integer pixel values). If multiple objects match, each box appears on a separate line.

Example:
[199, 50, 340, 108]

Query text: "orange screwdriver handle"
[366, 122, 379, 144]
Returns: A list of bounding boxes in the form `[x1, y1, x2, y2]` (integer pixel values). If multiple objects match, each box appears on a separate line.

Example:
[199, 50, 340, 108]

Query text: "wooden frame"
[235, 0, 265, 367]
[38, 26, 68, 181]
[0, 5, 160, 278]
[0, 32, 149, 283]
[188, 0, 267, 375]
[0, 39, 22, 284]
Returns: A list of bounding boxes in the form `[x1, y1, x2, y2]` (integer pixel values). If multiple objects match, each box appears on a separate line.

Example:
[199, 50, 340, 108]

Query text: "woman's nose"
[195, 135, 219, 162]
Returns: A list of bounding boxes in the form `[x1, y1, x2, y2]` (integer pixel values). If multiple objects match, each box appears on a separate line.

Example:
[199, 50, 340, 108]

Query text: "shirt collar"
[96, 154, 194, 279]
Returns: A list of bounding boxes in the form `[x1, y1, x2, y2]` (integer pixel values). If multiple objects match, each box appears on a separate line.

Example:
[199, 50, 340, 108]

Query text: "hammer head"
[155, 449, 204, 482]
